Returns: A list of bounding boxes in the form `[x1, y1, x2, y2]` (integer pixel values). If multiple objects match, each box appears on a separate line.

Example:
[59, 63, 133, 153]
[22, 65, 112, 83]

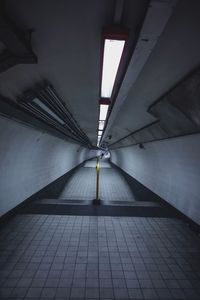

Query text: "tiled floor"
[59, 167, 96, 200]
[59, 159, 135, 202]
[0, 214, 200, 299]
[99, 168, 135, 202]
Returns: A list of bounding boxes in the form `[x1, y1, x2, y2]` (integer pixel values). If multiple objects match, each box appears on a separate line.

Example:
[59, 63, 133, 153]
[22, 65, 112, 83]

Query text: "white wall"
[110, 134, 200, 225]
[0, 116, 92, 216]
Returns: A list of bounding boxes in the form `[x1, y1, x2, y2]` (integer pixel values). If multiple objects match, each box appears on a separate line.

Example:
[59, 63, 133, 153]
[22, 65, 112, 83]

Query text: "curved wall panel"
[0, 116, 92, 216]
[110, 134, 200, 225]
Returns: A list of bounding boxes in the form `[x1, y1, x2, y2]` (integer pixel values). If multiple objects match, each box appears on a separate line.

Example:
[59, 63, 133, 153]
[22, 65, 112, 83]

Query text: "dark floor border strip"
[0, 159, 89, 227]
[20, 203, 177, 218]
[110, 162, 161, 203]
[110, 160, 200, 234]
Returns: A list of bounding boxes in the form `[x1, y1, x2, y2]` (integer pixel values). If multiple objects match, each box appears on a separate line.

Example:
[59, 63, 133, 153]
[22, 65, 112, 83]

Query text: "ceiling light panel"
[98, 120, 105, 130]
[99, 104, 109, 121]
[98, 130, 103, 136]
[101, 39, 125, 98]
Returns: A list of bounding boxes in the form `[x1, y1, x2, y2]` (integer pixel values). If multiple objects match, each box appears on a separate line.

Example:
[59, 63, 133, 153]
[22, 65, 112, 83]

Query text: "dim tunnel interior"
[18, 156, 179, 219]
[57, 157, 136, 204]
[0, 1, 200, 299]
[19, 156, 171, 217]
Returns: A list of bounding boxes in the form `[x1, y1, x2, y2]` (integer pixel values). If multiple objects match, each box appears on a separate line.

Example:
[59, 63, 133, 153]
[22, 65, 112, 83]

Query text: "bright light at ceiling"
[101, 39, 125, 98]
[99, 104, 109, 121]
[32, 98, 65, 125]
[97, 136, 101, 146]
[98, 120, 105, 130]
[98, 130, 103, 136]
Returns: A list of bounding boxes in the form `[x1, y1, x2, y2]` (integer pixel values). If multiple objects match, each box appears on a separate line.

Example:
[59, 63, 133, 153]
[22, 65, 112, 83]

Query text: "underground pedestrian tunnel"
[0, 1, 200, 299]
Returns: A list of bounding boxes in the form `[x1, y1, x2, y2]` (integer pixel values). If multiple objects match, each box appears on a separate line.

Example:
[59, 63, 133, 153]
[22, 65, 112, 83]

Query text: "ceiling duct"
[18, 83, 92, 147]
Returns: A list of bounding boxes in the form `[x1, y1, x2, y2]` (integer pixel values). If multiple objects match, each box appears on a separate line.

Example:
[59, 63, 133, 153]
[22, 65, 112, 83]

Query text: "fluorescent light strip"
[101, 39, 125, 98]
[99, 104, 109, 121]
[97, 135, 101, 146]
[32, 98, 65, 125]
[98, 120, 105, 130]
[98, 130, 103, 136]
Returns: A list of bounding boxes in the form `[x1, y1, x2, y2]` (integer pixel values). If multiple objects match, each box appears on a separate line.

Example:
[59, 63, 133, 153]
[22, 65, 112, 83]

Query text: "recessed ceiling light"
[99, 104, 109, 121]
[98, 130, 103, 136]
[98, 120, 105, 130]
[101, 39, 125, 98]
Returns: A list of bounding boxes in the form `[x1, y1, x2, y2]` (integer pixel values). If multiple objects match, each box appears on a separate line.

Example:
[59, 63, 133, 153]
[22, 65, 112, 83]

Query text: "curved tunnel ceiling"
[0, 0, 200, 148]
[0, 0, 148, 145]
[103, 0, 200, 147]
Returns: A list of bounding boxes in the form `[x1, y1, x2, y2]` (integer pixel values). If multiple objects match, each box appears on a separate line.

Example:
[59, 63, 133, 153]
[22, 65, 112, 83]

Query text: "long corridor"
[24, 158, 164, 216]
[59, 159, 136, 203]
[0, 158, 200, 299]
[1, 0, 200, 299]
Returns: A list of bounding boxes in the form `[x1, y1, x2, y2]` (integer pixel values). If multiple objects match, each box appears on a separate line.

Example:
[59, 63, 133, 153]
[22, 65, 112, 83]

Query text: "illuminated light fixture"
[101, 28, 128, 98]
[101, 40, 125, 98]
[97, 28, 128, 147]
[32, 98, 65, 125]
[98, 130, 103, 136]
[98, 120, 105, 130]
[97, 98, 110, 147]
[99, 104, 109, 121]
[97, 135, 101, 146]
